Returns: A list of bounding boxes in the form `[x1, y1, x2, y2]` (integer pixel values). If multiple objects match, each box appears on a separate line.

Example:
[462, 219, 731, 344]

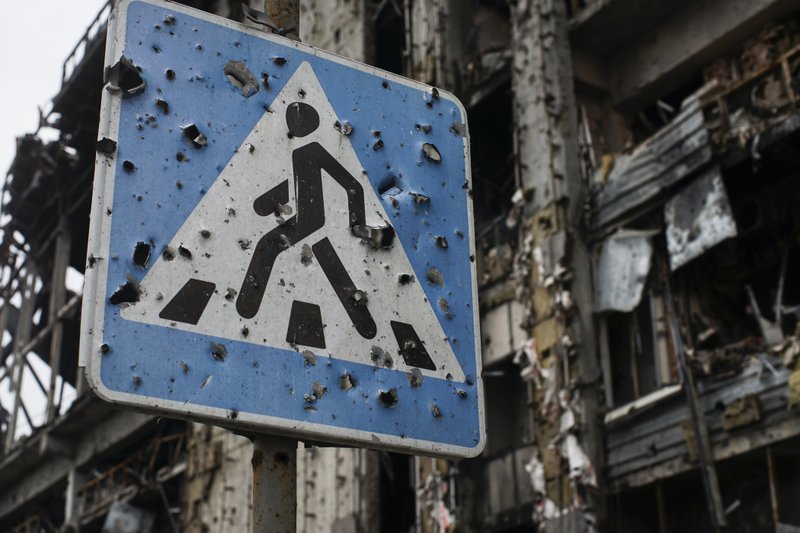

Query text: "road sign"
[81, 0, 484, 457]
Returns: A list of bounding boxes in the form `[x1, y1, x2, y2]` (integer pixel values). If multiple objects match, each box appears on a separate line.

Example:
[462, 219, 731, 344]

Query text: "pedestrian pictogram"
[81, 0, 484, 457]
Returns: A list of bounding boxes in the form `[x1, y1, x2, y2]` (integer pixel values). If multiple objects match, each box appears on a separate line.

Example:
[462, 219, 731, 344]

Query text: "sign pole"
[252, 434, 297, 532]
[249, 5, 301, 530]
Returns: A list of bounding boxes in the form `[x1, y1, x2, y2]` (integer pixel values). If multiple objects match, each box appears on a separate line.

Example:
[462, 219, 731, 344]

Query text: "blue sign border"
[82, 0, 484, 457]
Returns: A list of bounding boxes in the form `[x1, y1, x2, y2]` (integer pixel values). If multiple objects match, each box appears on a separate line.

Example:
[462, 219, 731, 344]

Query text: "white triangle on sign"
[121, 61, 465, 381]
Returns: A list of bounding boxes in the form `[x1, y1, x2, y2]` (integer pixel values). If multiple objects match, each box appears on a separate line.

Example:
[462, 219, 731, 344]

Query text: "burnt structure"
[2, 0, 800, 531]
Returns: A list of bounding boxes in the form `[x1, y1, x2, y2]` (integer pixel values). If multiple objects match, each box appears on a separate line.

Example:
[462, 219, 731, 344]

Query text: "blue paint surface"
[99, 0, 479, 450]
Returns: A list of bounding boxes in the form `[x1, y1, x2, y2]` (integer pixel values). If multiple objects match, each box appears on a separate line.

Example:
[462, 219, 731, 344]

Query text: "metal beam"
[665, 282, 726, 527]
[6, 272, 36, 451]
[0, 406, 155, 520]
[46, 215, 71, 424]
[608, 0, 799, 109]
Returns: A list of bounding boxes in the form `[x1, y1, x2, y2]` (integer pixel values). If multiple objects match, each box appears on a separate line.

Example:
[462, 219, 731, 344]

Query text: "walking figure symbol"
[237, 102, 376, 339]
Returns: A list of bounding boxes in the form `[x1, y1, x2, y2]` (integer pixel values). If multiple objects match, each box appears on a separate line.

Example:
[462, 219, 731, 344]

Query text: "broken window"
[602, 287, 678, 406]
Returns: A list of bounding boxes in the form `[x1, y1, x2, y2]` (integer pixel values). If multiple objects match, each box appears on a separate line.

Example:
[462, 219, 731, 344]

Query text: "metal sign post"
[252, 434, 297, 532]
[250, 3, 300, 531]
[81, 0, 484, 529]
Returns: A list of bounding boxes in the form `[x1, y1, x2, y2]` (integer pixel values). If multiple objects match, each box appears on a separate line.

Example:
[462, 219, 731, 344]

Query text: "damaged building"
[2, 0, 800, 531]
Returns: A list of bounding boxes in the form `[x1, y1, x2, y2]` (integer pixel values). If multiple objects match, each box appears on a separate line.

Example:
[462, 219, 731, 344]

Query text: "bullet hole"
[179, 360, 189, 373]
[100, 343, 110, 354]
[378, 388, 398, 408]
[415, 123, 432, 134]
[132, 375, 142, 387]
[162, 247, 175, 261]
[165, 69, 176, 80]
[382, 80, 389, 89]
[455, 389, 467, 398]
[352, 224, 395, 249]
[211, 342, 227, 361]
[538, 215, 552, 231]
[175, 180, 183, 189]
[239, 239, 251, 250]
[398, 273, 414, 285]
[182, 123, 208, 147]
[152, 45, 161, 54]
[334, 120, 353, 136]
[155, 98, 169, 113]
[422, 143, 441, 163]
[450, 122, 467, 137]
[224, 60, 260, 97]
[133, 241, 151, 267]
[109, 277, 141, 305]
[427, 267, 444, 286]
[430, 403, 442, 418]
[334, 372, 356, 392]
[122, 160, 135, 173]
[247, 143, 256, 154]
[373, 139, 384, 151]
[302, 350, 316, 366]
[352, 289, 368, 306]
[300, 243, 313, 265]
[195, 43, 203, 51]
[378, 175, 399, 195]
[470, 255, 475, 262]
[370, 346, 393, 368]
[200, 229, 211, 239]
[272, 57, 287, 66]
[241, 326, 249, 337]
[438, 297, 451, 318]
[261, 73, 269, 89]
[407, 367, 423, 388]
[275, 203, 292, 216]
[96, 137, 117, 154]
[105, 56, 146, 95]
[227, 207, 237, 217]
[164, 15, 176, 25]
[304, 382, 327, 403]
[455, 230, 464, 239]
[372, 130, 381, 137]
[135, 195, 143, 202]
[178, 245, 192, 259]
[224, 287, 237, 300]
[431, 87, 440, 100]
[88, 254, 99, 268]
[200, 375, 212, 389]
[297, 89, 306, 98]
[435, 236, 448, 249]
[410, 192, 430, 204]
[228, 410, 238, 419]
[176, 151, 187, 162]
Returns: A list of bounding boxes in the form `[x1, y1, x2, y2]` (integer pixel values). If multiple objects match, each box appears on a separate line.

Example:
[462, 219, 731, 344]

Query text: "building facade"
[2, 0, 800, 531]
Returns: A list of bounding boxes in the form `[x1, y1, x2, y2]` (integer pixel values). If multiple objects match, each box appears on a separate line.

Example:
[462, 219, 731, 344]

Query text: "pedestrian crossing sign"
[81, 0, 484, 457]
